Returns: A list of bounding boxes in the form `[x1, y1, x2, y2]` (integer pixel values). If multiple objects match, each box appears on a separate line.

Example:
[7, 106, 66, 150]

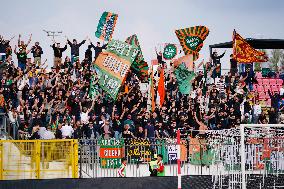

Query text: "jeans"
[18, 61, 26, 71]
[0, 54, 6, 62]
[11, 122, 18, 139]
[209, 123, 216, 130]
[253, 114, 260, 124]
[71, 55, 78, 64]
[248, 82, 253, 91]
[114, 131, 121, 140]
[239, 64, 245, 74]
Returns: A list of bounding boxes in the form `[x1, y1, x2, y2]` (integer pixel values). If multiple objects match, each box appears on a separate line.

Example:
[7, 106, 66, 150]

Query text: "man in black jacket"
[51, 42, 67, 68]
[211, 50, 226, 79]
[31, 42, 43, 67]
[90, 41, 107, 61]
[268, 89, 280, 112]
[67, 37, 87, 63]
[230, 54, 238, 75]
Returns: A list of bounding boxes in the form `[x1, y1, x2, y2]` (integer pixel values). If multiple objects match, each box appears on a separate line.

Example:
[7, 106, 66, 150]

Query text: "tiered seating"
[252, 74, 284, 108]
[277, 79, 283, 86]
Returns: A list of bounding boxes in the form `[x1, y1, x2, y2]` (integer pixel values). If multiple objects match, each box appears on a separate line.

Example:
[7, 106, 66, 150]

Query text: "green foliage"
[269, 49, 283, 72]
[254, 62, 261, 72]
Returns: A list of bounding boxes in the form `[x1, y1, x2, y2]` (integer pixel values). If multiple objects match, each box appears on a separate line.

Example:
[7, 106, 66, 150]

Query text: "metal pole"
[240, 124, 246, 189]
[79, 144, 82, 178]
[177, 130, 181, 189]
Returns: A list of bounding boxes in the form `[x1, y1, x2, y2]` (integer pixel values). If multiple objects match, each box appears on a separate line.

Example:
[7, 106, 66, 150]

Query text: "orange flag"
[233, 30, 268, 63]
[124, 84, 129, 94]
[158, 68, 165, 107]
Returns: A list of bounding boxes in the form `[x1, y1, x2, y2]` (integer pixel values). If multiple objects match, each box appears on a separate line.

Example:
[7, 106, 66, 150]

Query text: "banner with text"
[175, 26, 209, 61]
[94, 40, 138, 99]
[99, 139, 124, 168]
[95, 11, 118, 41]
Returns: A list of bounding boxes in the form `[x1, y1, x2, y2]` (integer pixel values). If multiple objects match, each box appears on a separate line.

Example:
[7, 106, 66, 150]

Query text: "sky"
[1, 0, 284, 69]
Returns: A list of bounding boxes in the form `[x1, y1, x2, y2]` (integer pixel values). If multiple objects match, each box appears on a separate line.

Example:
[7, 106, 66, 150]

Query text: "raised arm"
[217, 50, 226, 59]
[14, 45, 17, 54]
[67, 39, 72, 47]
[87, 99, 95, 113]
[78, 39, 86, 47]
[18, 34, 21, 46]
[26, 34, 32, 47]
[62, 43, 68, 52]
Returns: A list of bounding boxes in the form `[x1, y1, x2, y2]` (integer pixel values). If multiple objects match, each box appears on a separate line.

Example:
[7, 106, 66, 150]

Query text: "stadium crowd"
[1, 34, 284, 140]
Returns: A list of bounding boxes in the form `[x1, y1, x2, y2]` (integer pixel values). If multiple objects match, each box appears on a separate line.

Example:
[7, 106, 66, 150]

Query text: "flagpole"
[233, 29, 237, 63]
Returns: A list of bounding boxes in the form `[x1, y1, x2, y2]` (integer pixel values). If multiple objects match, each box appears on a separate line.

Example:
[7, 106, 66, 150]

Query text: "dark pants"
[82, 124, 91, 139]
[18, 61, 26, 71]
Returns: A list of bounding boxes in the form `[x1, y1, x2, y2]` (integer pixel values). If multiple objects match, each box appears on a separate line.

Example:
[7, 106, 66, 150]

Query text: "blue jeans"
[114, 131, 121, 140]
[209, 123, 216, 130]
[18, 61, 26, 71]
[239, 64, 245, 74]
[71, 55, 78, 64]
[0, 54, 6, 62]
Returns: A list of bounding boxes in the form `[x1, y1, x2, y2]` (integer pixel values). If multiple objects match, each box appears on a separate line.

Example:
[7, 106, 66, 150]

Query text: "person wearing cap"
[51, 41, 67, 68]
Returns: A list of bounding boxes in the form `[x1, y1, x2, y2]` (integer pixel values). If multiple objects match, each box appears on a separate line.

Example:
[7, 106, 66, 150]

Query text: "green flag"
[125, 34, 149, 80]
[95, 12, 118, 41]
[174, 63, 196, 94]
[93, 40, 138, 100]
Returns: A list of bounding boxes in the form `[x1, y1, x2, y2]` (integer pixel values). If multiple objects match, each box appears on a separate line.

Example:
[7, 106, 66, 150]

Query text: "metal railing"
[78, 127, 284, 188]
[0, 113, 8, 138]
[78, 135, 239, 178]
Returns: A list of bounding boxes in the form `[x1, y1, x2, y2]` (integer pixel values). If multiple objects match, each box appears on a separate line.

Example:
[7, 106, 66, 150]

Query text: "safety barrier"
[0, 113, 8, 138]
[0, 139, 78, 180]
[78, 126, 284, 189]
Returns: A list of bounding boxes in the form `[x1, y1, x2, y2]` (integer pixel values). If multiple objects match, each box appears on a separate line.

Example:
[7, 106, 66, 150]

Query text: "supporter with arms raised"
[66, 36, 87, 63]
[51, 40, 67, 68]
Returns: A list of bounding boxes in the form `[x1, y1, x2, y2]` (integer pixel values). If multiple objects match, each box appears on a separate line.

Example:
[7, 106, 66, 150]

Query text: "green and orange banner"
[95, 12, 118, 41]
[93, 40, 138, 100]
[99, 139, 124, 168]
[125, 34, 149, 80]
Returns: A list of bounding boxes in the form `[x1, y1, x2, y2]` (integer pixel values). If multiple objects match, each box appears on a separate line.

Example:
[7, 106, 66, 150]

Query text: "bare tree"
[280, 50, 284, 73]
[269, 49, 283, 72]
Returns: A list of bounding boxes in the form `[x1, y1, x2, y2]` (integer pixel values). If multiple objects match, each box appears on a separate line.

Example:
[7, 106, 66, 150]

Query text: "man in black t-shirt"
[14, 45, 31, 71]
